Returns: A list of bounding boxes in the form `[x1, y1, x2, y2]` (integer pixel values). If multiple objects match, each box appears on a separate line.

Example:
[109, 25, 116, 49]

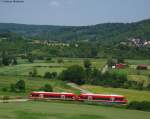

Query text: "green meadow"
[0, 101, 150, 119]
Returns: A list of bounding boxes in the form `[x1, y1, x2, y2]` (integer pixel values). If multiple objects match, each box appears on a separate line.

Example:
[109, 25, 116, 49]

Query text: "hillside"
[0, 19, 150, 43]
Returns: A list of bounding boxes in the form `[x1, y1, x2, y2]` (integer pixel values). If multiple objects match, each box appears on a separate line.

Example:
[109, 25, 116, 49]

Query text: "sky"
[0, 0, 150, 26]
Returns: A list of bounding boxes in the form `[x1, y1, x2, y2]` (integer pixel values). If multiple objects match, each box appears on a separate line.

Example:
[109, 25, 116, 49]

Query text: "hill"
[0, 19, 150, 43]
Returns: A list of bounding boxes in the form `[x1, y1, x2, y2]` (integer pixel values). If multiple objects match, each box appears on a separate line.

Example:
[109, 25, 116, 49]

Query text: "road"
[67, 83, 92, 94]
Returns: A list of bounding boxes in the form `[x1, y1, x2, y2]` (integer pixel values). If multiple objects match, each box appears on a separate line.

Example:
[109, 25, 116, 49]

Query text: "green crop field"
[82, 85, 150, 102]
[0, 101, 150, 119]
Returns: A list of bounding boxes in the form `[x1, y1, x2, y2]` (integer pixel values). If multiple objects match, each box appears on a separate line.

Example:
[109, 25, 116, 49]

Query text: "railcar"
[29, 92, 77, 101]
[78, 93, 127, 104]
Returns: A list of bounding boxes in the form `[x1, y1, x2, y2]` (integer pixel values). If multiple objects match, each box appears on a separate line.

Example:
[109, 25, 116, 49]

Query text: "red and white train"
[29, 92, 127, 104]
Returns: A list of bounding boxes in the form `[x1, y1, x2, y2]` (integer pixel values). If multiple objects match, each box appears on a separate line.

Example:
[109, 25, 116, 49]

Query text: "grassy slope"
[0, 101, 150, 119]
[81, 85, 150, 102]
[0, 75, 79, 97]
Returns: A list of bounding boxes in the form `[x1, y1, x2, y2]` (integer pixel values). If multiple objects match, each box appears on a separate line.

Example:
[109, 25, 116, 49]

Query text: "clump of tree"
[1, 51, 18, 66]
[44, 72, 57, 79]
[10, 80, 26, 92]
[123, 80, 145, 90]
[59, 65, 85, 85]
[86, 69, 127, 88]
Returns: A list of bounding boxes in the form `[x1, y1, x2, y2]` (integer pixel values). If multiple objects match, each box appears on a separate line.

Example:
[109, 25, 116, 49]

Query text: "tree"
[15, 80, 25, 92]
[28, 54, 34, 63]
[83, 59, 92, 69]
[107, 57, 116, 67]
[117, 57, 125, 63]
[60, 65, 85, 85]
[12, 57, 18, 65]
[1, 51, 11, 66]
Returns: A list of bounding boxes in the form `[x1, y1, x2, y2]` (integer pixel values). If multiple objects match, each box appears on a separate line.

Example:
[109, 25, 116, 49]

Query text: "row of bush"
[29, 68, 58, 79]
[127, 101, 150, 112]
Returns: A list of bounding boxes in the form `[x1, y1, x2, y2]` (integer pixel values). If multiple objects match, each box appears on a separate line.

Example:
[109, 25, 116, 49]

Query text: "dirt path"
[101, 64, 108, 74]
[0, 99, 29, 103]
[67, 83, 92, 94]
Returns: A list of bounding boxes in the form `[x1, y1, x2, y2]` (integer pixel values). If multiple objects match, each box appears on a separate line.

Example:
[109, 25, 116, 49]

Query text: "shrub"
[51, 72, 57, 78]
[1, 87, 7, 92]
[57, 59, 64, 63]
[29, 68, 38, 77]
[127, 101, 150, 111]
[41, 84, 53, 92]
[15, 80, 26, 92]
[2, 96, 10, 103]
[44, 72, 52, 79]
[146, 83, 150, 90]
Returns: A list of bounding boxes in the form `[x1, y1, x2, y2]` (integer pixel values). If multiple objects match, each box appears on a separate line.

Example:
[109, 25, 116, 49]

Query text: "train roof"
[31, 91, 74, 95]
[80, 93, 124, 97]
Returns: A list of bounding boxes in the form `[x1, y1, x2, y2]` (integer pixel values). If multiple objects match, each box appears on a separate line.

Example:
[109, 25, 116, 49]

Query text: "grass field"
[81, 85, 150, 102]
[0, 58, 106, 76]
[0, 101, 150, 119]
[0, 75, 79, 97]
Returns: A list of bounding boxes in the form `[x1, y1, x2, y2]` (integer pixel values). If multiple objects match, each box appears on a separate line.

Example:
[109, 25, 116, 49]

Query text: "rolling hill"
[0, 19, 150, 43]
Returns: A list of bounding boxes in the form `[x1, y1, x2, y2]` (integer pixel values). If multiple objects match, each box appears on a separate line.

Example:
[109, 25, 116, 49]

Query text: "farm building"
[137, 64, 148, 70]
[115, 63, 126, 69]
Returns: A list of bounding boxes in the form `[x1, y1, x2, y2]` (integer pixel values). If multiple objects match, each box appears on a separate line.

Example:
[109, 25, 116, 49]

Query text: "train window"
[115, 98, 123, 101]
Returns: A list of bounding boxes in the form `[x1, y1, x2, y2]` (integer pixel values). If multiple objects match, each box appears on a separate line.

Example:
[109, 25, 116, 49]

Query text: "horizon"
[0, 18, 149, 27]
[0, 0, 150, 26]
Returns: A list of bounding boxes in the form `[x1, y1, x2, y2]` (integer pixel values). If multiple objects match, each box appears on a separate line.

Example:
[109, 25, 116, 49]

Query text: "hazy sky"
[0, 0, 150, 26]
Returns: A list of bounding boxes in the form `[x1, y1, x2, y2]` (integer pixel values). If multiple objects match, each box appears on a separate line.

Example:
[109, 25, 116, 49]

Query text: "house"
[137, 64, 148, 70]
[115, 63, 126, 69]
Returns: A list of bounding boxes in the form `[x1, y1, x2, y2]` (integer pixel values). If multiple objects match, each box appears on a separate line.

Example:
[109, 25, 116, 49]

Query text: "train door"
[88, 96, 93, 101]
[110, 97, 115, 102]
[39, 94, 44, 98]
[61, 95, 65, 100]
